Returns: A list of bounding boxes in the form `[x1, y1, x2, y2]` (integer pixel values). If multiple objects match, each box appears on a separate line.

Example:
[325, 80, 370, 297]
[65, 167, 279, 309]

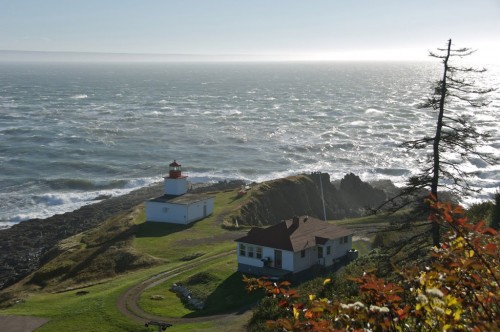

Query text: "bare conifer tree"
[402, 39, 496, 245]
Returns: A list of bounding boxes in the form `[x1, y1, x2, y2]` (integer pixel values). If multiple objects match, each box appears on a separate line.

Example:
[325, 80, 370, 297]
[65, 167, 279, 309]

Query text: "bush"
[245, 197, 499, 331]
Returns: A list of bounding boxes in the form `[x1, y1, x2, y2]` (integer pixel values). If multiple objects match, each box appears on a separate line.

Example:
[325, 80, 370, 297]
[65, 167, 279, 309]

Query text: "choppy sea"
[1, 61, 499, 228]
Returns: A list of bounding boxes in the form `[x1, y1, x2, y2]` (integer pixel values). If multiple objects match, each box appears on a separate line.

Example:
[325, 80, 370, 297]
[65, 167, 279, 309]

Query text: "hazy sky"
[1, 0, 499, 61]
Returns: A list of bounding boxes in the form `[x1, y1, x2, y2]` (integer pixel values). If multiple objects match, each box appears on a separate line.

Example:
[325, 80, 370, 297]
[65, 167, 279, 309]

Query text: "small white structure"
[235, 216, 354, 278]
[145, 160, 214, 224]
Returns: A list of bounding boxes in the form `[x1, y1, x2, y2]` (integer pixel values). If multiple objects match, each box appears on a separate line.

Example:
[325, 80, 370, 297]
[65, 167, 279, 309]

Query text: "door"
[274, 250, 282, 269]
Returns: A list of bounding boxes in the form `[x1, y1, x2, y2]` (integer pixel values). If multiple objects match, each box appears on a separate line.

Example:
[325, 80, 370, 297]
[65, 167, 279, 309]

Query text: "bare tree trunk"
[431, 39, 452, 246]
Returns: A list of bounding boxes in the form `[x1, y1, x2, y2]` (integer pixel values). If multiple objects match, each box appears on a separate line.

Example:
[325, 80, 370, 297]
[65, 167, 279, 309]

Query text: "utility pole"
[318, 172, 327, 221]
[145, 320, 172, 331]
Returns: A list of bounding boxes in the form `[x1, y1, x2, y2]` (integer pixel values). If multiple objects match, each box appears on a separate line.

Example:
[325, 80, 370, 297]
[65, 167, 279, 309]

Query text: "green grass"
[133, 189, 248, 261]
[1, 188, 251, 331]
[334, 210, 408, 226]
[1, 266, 167, 331]
[139, 255, 261, 318]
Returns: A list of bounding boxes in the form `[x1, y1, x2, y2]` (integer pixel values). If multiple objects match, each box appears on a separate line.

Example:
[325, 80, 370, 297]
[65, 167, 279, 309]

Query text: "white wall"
[237, 244, 294, 272]
[281, 250, 294, 271]
[237, 243, 264, 267]
[262, 247, 295, 271]
[331, 235, 352, 259]
[292, 247, 316, 272]
[145, 201, 188, 224]
[163, 177, 188, 195]
[146, 197, 214, 224]
[186, 197, 214, 223]
[290, 236, 353, 269]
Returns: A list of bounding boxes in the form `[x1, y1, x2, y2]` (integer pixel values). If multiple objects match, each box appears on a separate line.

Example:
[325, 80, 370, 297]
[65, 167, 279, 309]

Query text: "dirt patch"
[0, 315, 49, 332]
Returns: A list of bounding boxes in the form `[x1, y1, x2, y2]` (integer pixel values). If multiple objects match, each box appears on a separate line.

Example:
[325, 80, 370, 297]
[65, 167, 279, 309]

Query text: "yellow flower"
[323, 278, 331, 285]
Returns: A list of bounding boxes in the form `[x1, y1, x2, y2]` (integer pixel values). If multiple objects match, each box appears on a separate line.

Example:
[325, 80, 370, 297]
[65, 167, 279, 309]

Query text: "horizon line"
[0, 49, 433, 63]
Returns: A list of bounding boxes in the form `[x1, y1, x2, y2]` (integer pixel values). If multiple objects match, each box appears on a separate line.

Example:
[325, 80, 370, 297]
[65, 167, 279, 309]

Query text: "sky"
[0, 0, 499, 62]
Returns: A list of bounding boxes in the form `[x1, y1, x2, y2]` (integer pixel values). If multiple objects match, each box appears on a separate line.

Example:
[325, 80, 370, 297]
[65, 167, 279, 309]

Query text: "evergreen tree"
[491, 192, 500, 230]
[383, 39, 496, 246]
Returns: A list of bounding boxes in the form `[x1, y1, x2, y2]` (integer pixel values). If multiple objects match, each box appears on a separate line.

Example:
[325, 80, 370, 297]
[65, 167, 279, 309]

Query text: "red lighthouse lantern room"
[168, 160, 183, 179]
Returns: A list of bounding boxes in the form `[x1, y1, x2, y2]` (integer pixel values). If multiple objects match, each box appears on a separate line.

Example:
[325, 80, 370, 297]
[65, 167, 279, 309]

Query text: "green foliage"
[491, 192, 500, 230]
[467, 200, 493, 224]
[248, 297, 288, 332]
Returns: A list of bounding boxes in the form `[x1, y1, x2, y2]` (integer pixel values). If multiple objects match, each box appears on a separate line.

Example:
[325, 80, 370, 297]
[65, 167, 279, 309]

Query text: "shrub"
[245, 196, 499, 331]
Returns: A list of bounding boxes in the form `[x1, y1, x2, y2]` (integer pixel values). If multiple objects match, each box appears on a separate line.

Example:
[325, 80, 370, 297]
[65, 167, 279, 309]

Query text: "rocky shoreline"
[0, 180, 245, 290]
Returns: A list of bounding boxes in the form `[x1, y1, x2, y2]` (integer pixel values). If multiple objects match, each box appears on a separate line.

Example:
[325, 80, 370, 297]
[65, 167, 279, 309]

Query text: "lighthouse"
[145, 160, 215, 225]
[163, 160, 188, 196]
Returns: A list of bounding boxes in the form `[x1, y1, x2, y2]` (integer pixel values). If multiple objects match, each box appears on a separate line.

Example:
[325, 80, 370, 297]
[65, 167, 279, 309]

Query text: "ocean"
[1, 61, 499, 228]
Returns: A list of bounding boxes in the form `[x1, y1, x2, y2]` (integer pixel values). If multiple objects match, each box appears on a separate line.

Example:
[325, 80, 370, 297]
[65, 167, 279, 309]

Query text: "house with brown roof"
[235, 216, 354, 278]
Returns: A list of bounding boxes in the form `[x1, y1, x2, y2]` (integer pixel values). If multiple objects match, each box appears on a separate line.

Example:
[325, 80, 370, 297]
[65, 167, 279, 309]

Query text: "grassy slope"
[0, 184, 397, 331]
[0, 187, 257, 331]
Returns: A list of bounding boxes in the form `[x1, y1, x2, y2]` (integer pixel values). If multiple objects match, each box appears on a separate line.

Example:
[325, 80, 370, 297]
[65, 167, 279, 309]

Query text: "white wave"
[365, 108, 385, 116]
[349, 120, 367, 127]
[0, 221, 13, 230]
[70, 94, 88, 99]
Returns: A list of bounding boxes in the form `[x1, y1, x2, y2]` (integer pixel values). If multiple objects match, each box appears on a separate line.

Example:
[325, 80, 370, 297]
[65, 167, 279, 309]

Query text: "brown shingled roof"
[235, 216, 353, 252]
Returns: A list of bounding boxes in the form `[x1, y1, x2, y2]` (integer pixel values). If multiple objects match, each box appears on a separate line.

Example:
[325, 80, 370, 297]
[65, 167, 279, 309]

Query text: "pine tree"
[402, 39, 496, 245]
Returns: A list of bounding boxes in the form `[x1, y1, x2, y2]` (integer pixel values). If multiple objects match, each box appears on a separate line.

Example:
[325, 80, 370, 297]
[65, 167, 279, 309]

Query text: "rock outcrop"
[233, 172, 388, 226]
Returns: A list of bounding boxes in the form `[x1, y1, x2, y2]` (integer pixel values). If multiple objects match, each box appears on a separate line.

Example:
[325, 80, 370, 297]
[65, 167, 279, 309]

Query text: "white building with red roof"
[145, 160, 214, 224]
[235, 216, 354, 278]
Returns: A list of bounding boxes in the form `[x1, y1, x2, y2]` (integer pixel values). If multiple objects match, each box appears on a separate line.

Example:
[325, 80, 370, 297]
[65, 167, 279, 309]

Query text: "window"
[256, 247, 262, 259]
[248, 246, 254, 258]
[301, 250, 305, 258]
[326, 246, 331, 255]
[340, 236, 349, 244]
[317, 246, 323, 259]
[239, 244, 246, 256]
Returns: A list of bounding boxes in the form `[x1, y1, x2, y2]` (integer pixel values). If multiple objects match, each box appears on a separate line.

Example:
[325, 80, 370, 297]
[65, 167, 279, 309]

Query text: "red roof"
[235, 216, 353, 252]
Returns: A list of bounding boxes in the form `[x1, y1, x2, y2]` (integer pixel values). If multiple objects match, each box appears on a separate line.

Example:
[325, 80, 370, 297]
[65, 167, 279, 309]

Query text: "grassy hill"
[0, 174, 401, 331]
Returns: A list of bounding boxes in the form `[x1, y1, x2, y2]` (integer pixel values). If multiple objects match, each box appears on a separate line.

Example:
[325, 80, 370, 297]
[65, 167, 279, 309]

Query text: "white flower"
[417, 294, 428, 305]
[353, 301, 365, 309]
[379, 307, 390, 313]
[426, 288, 444, 298]
[341, 302, 365, 310]
[370, 305, 389, 313]
[434, 307, 445, 315]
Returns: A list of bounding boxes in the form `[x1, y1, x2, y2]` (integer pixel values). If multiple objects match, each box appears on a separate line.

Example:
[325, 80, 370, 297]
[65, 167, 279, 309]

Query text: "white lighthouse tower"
[163, 160, 188, 196]
[145, 160, 214, 224]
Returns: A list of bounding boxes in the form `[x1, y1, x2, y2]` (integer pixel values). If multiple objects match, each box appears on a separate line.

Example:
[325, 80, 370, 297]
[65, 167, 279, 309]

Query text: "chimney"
[303, 216, 308, 223]
[292, 216, 300, 227]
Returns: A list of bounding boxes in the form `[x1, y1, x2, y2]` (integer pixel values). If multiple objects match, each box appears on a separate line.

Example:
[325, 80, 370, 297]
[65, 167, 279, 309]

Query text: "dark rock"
[236, 172, 391, 226]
